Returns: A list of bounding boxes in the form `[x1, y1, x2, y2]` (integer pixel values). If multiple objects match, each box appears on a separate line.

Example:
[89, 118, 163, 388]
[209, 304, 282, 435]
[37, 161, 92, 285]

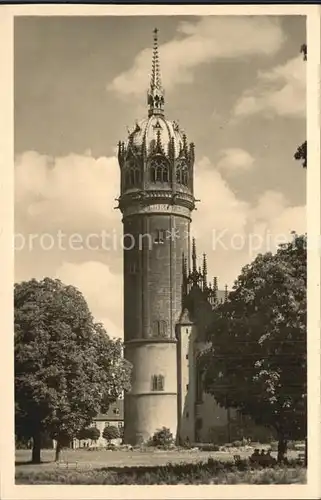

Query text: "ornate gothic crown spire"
[147, 28, 165, 117]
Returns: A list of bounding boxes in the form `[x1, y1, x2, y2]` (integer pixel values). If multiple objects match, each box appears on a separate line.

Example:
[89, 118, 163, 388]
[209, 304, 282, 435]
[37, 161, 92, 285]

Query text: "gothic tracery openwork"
[176, 161, 189, 186]
[150, 157, 169, 183]
[124, 160, 141, 190]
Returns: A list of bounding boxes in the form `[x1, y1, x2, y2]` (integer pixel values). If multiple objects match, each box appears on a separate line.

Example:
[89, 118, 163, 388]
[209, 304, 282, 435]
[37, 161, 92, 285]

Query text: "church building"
[116, 29, 234, 446]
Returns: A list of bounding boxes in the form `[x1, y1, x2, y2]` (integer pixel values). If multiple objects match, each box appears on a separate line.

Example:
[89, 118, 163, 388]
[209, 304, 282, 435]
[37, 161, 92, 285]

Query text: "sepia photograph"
[4, 7, 318, 493]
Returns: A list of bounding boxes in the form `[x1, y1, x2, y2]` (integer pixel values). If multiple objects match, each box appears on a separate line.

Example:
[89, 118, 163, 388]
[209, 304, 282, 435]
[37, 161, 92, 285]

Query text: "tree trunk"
[304, 436, 307, 466]
[55, 439, 62, 462]
[277, 435, 287, 463]
[31, 431, 41, 464]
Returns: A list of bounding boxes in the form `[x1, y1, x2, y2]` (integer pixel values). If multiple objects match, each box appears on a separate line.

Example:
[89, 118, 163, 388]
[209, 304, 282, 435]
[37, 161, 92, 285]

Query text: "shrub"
[208, 426, 229, 445]
[197, 443, 220, 452]
[103, 426, 120, 442]
[105, 443, 116, 451]
[150, 427, 174, 448]
[232, 440, 242, 448]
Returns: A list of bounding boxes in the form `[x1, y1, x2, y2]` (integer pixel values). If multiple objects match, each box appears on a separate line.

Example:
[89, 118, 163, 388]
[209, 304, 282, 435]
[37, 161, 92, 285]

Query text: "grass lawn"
[16, 448, 239, 470]
[15, 448, 306, 485]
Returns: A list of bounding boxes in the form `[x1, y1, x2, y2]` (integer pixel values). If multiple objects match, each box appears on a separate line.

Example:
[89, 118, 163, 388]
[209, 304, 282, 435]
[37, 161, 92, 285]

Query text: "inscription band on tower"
[122, 203, 192, 219]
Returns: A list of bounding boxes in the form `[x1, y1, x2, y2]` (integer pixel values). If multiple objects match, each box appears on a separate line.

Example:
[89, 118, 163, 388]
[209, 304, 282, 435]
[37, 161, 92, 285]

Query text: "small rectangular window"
[151, 374, 165, 391]
[155, 229, 166, 244]
[129, 261, 137, 274]
[186, 354, 189, 360]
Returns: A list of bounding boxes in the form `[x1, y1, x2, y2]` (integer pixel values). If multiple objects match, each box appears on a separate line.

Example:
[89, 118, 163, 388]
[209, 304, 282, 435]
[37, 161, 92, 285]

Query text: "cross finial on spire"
[147, 28, 165, 117]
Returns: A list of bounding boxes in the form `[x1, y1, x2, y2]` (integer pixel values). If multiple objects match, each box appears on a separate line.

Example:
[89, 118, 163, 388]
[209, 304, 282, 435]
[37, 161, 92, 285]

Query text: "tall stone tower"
[117, 29, 196, 445]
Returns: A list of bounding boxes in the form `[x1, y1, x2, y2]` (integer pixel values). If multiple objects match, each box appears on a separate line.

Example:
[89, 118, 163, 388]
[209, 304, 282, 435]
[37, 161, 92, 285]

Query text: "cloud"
[56, 261, 123, 339]
[248, 190, 306, 257]
[14, 151, 124, 333]
[216, 148, 255, 174]
[233, 55, 306, 119]
[108, 16, 285, 97]
[190, 157, 305, 288]
[193, 156, 250, 238]
[15, 151, 121, 235]
[15, 152, 305, 339]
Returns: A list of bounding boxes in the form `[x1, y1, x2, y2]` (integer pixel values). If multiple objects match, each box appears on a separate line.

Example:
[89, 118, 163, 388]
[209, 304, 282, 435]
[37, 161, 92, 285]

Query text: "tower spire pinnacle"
[202, 253, 208, 289]
[147, 28, 165, 117]
[151, 28, 161, 90]
[192, 237, 197, 274]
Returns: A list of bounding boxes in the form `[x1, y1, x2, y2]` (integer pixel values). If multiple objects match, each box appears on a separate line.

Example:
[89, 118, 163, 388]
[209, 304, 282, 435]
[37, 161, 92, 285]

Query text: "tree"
[15, 278, 131, 463]
[294, 141, 307, 169]
[76, 427, 91, 441]
[86, 427, 100, 443]
[103, 425, 120, 443]
[201, 235, 307, 462]
[294, 44, 307, 168]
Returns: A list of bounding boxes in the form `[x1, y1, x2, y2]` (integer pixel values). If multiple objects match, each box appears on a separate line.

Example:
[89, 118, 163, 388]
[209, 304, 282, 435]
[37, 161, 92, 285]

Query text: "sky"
[14, 15, 306, 339]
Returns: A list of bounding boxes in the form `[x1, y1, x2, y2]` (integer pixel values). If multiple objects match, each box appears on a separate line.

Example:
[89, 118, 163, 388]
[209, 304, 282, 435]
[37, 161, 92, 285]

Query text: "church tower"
[117, 29, 195, 445]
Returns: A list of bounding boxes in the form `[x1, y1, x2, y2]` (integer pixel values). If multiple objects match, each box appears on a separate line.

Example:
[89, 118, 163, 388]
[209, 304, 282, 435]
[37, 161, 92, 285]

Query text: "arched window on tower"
[156, 166, 162, 182]
[125, 170, 131, 189]
[158, 320, 167, 337]
[134, 168, 141, 185]
[130, 169, 135, 185]
[152, 320, 168, 337]
[163, 167, 169, 182]
[176, 161, 189, 187]
[124, 160, 141, 190]
[182, 166, 188, 186]
[150, 157, 169, 184]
